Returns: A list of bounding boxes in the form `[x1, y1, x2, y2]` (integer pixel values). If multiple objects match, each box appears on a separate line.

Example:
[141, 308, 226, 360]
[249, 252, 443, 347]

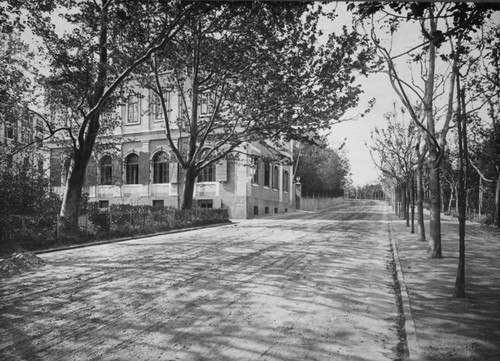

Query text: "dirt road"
[1, 200, 402, 361]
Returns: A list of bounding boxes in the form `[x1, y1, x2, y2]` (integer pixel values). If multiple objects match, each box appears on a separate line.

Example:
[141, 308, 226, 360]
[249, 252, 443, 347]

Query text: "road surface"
[1, 200, 403, 360]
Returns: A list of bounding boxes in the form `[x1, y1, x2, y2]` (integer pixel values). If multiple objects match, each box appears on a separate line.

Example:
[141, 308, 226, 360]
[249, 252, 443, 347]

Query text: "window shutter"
[112, 157, 122, 185]
[139, 152, 150, 184]
[215, 160, 227, 182]
[169, 162, 178, 183]
[49, 153, 61, 187]
[86, 158, 98, 186]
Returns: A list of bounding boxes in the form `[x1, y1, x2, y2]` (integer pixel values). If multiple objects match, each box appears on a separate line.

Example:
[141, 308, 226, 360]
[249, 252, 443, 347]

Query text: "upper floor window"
[100, 155, 113, 185]
[127, 95, 139, 124]
[198, 163, 216, 182]
[125, 153, 139, 184]
[153, 151, 169, 183]
[283, 170, 290, 193]
[4, 125, 14, 140]
[272, 165, 279, 190]
[199, 92, 213, 116]
[153, 92, 171, 121]
[263, 161, 271, 187]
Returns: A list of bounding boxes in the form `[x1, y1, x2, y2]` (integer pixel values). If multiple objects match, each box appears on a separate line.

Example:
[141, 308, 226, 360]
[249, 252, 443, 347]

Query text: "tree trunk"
[180, 167, 198, 210]
[406, 177, 410, 228]
[417, 159, 426, 242]
[410, 173, 415, 234]
[60, 153, 90, 231]
[496, 172, 500, 228]
[454, 80, 467, 298]
[448, 185, 454, 213]
[401, 182, 407, 221]
[428, 154, 442, 258]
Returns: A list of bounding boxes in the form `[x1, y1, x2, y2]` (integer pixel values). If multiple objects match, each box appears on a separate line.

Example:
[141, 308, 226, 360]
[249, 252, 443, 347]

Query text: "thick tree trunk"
[428, 155, 442, 258]
[180, 168, 198, 210]
[416, 160, 426, 242]
[60, 153, 90, 231]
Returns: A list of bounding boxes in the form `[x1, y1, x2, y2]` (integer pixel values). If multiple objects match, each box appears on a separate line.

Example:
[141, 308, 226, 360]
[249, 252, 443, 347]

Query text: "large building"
[1, 108, 45, 169]
[48, 86, 296, 219]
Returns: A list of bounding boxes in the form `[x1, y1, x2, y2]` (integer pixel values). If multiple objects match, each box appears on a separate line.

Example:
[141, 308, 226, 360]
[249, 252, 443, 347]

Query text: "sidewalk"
[390, 212, 500, 360]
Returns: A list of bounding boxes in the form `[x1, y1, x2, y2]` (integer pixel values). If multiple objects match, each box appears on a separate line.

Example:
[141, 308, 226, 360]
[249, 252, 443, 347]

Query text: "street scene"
[2, 200, 402, 361]
[1, 2, 500, 361]
[2, 199, 500, 360]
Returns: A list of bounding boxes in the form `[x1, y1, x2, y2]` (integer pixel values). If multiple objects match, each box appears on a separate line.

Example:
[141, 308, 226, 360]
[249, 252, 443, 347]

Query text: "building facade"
[1, 108, 44, 169]
[48, 86, 295, 219]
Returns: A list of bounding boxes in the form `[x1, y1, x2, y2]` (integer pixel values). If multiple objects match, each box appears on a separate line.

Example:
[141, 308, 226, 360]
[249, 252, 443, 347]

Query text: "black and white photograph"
[1, 1, 499, 360]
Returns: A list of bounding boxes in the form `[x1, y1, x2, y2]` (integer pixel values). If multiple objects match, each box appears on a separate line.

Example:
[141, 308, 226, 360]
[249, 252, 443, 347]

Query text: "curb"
[33, 221, 233, 256]
[388, 216, 420, 360]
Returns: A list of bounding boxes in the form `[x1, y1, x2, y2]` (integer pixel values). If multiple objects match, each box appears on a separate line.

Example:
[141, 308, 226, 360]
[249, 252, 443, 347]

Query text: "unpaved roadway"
[1, 200, 402, 361]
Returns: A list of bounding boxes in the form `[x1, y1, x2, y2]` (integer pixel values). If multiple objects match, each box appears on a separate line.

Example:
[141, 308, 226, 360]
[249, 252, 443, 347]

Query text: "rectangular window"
[5, 126, 14, 139]
[272, 165, 279, 190]
[254, 206, 259, 215]
[199, 92, 213, 116]
[153, 162, 168, 183]
[252, 158, 260, 185]
[264, 161, 270, 187]
[197, 200, 213, 209]
[283, 170, 290, 193]
[99, 200, 109, 209]
[153, 92, 171, 121]
[197, 164, 215, 182]
[265, 206, 269, 214]
[274, 208, 278, 214]
[153, 200, 164, 208]
[127, 95, 139, 124]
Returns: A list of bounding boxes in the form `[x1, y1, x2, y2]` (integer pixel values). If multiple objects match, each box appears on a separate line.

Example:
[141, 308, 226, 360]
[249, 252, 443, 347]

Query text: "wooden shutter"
[169, 162, 178, 183]
[85, 158, 98, 186]
[215, 160, 227, 182]
[112, 157, 122, 185]
[139, 152, 150, 184]
[49, 152, 61, 187]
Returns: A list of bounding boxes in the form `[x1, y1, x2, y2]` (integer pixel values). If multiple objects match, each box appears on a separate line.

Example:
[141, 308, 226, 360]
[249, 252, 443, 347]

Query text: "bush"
[1, 201, 229, 256]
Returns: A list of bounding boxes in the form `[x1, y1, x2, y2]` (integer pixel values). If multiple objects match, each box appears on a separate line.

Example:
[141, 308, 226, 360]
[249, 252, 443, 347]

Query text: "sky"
[319, 3, 420, 186]
[319, 3, 500, 187]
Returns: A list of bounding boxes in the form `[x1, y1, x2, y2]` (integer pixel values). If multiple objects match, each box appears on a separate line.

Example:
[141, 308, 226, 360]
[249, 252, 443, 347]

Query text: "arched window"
[100, 155, 112, 185]
[153, 152, 169, 183]
[125, 154, 139, 184]
[283, 170, 289, 193]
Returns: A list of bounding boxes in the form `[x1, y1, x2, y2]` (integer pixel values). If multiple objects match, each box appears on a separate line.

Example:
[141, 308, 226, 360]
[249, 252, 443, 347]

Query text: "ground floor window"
[99, 200, 109, 209]
[152, 200, 164, 208]
[197, 199, 213, 209]
[125, 153, 139, 184]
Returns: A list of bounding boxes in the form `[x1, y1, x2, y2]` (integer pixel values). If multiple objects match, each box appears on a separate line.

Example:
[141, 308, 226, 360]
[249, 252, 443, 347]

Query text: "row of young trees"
[359, 2, 500, 297]
[2, 1, 375, 230]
